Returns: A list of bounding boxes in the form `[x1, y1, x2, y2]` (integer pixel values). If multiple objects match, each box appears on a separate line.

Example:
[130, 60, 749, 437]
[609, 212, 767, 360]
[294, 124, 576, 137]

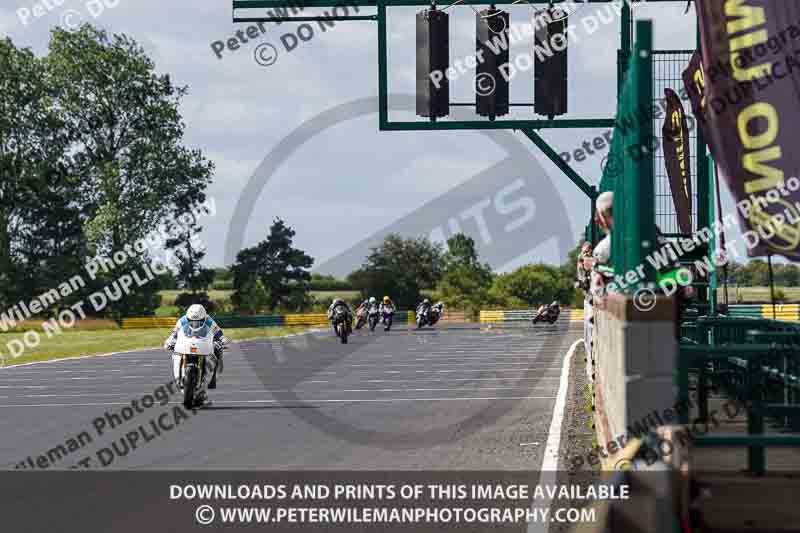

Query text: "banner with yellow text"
[662, 88, 693, 235]
[695, 1, 800, 260]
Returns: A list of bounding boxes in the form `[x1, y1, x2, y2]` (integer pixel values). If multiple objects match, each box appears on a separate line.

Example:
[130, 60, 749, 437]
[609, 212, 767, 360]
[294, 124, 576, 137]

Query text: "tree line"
[724, 260, 800, 287]
[226, 217, 580, 317]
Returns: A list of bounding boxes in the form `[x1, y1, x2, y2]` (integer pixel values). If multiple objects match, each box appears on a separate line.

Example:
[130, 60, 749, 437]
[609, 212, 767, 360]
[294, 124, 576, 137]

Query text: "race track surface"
[0, 324, 580, 471]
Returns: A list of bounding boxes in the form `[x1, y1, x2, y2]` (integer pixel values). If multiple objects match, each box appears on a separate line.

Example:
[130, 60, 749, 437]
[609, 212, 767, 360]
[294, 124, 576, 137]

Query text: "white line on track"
[527, 339, 581, 533]
[0, 376, 563, 391]
[0, 395, 557, 408]
[5, 385, 557, 399]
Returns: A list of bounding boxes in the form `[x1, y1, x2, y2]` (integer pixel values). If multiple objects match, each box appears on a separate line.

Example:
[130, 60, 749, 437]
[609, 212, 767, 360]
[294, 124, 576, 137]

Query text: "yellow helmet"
[383, 296, 390, 304]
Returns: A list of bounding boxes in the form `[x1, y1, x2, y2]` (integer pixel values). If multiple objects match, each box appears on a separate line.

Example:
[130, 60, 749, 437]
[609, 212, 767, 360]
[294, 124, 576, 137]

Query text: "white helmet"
[369, 297, 376, 304]
[186, 304, 207, 332]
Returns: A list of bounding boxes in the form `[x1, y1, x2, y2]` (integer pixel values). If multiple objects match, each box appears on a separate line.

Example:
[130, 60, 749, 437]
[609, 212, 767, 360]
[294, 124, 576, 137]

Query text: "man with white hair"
[579, 191, 613, 384]
[592, 191, 614, 265]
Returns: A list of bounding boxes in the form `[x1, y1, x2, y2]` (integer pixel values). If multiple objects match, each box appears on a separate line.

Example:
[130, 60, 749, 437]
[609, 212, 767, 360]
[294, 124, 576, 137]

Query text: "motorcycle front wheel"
[183, 365, 198, 409]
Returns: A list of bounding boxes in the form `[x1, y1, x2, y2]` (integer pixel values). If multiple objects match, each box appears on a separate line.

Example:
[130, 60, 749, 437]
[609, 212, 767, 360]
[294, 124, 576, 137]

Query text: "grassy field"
[159, 290, 233, 306]
[720, 286, 800, 303]
[309, 290, 360, 302]
[0, 326, 310, 367]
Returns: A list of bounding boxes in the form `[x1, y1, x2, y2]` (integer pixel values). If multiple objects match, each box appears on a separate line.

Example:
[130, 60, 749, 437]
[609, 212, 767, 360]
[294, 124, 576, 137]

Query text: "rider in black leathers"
[327, 298, 353, 335]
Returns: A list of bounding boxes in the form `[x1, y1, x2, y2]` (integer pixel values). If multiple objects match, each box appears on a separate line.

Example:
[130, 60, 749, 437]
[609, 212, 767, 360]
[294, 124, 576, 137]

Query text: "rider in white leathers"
[164, 304, 227, 403]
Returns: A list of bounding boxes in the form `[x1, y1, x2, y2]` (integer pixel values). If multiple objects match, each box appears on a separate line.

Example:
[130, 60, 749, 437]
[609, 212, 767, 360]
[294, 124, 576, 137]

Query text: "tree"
[444, 233, 481, 268]
[742, 259, 770, 287]
[350, 234, 443, 309]
[434, 234, 493, 316]
[47, 25, 214, 317]
[0, 37, 76, 312]
[0, 27, 215, 320]
[774, 263, 800, 287]
[231, 218, 314, 313]
[490, 264, 573, 307]
[165, 204, 215, 294]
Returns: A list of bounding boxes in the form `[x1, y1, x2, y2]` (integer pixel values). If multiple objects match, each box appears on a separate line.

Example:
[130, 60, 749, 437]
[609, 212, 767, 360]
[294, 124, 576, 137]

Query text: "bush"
[490, 264, 574, 307]
[174, 292, 217, 314]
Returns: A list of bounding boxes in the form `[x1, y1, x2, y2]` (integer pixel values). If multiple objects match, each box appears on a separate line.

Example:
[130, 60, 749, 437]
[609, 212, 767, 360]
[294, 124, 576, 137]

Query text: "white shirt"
[593, 234, 611, 264]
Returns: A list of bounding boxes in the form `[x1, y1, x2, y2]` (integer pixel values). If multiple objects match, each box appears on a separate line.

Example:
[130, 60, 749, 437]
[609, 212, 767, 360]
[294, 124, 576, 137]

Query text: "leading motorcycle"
[172, 330, 219, 409]
[333, 307, 352, 344]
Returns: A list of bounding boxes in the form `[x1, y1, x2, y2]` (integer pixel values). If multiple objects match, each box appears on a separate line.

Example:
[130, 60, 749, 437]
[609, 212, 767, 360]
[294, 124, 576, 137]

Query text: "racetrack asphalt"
[0, 323, 580, 471]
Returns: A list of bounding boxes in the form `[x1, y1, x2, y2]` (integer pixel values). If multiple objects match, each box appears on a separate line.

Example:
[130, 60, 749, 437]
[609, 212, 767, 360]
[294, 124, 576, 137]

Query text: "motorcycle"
[429, 303, 444, 326]
[416, 306, 428, 329]
[368, 303, 381, 331]
[173, 331, 217, 409]
[355, 305, 368, 330]
[417, 303, 444, 329]
[381, 304, 394, 331]
[532, 305, 560, 325]
[333, 307, 352, 344]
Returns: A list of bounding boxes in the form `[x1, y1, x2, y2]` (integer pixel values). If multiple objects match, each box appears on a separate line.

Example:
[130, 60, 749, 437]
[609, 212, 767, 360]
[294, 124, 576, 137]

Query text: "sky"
[2, 1, 729, 275]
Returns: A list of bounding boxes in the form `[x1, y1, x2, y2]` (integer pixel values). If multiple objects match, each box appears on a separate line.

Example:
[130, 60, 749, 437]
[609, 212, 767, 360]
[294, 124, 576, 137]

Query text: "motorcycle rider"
[417, 298, 432, 316]
[534, 301, 561, 324]
[379, 296, 395, 330]
[164, 304, 227, 404]
[327, 297, 353, 335]
[356, 296, 378, 329]
[547, 300, 561, 322]
[359, 296, 378, 312]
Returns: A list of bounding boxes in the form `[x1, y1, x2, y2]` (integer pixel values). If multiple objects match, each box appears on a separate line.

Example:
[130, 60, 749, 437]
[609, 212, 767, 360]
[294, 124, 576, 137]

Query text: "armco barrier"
[441, 310, 468, 322]
[121, 317, 178, 329]
[121, 306, 795, 329]
[726, 304, 800, 322]
[283, 314, 328, 326]
[215, 315, 285, 328]
[726, 305, 764, 319]
[760, 303, 800, 322]
[479, 308, 583, 324]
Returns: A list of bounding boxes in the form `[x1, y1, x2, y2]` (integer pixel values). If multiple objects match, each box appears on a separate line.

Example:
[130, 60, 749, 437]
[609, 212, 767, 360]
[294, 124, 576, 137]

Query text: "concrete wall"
[591, 293, 678, 466]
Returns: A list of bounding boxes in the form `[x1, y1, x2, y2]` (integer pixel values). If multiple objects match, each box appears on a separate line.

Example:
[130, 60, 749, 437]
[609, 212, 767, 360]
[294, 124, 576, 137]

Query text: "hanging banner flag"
[695, 1, 800, 260]
[662, 88, 693, 235]
[682, 49, 724, 162]
[682, 50, 706, 124]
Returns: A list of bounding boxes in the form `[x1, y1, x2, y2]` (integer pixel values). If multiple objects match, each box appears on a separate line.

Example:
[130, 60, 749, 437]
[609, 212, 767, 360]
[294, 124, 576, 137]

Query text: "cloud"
[1, 0, 703, 270]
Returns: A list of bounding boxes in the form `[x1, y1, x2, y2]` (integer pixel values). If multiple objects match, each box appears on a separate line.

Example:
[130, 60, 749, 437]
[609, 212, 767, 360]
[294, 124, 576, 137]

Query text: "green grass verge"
[0, 326, 311, 367]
